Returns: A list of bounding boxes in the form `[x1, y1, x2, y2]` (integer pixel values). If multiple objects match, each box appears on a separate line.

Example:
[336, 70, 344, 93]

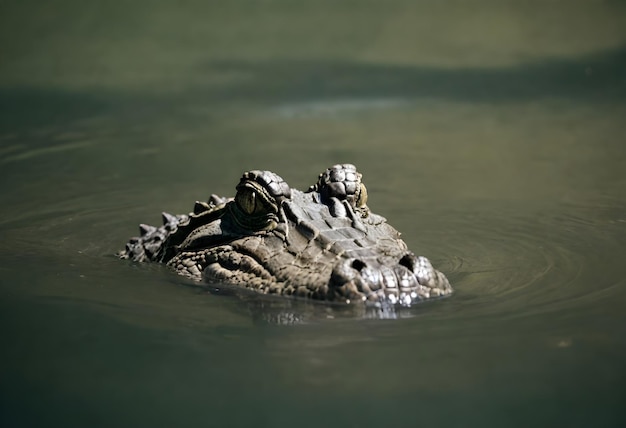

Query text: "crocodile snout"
[329, 252, 452, 305]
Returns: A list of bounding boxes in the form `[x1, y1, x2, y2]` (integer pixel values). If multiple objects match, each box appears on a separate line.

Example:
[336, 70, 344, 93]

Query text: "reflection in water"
[271, 97, 411, 119]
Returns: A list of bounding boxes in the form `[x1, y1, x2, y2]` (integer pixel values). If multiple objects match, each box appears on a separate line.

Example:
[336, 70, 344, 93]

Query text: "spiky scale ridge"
[161, 212, 177, 226]
[139, 223, 157, 236]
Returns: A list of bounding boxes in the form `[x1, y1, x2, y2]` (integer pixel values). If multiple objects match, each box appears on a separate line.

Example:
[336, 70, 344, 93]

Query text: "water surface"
[1, 1, 625, 427]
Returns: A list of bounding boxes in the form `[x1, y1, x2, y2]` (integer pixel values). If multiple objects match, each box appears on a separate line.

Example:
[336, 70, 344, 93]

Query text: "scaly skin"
[120, 164, 452, 307]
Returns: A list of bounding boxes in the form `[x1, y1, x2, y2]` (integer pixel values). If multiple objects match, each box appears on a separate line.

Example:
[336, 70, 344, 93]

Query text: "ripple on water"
[2, 187, 624, 325]
[433, 207, 626, 321]
[0, 187, 154, 260]
[0, 130, 96, 165]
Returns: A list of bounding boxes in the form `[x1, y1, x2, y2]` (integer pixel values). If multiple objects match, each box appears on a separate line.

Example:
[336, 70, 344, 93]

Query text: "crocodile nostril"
[398, 254, 416, 271]
[351, 259, 367, 272]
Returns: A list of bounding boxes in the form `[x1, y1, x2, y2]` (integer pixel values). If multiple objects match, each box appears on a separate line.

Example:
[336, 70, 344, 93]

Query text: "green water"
[1, 1, 625, 426]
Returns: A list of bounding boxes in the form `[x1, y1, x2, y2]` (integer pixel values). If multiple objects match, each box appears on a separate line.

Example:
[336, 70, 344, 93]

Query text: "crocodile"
[120, 164, 452, 307]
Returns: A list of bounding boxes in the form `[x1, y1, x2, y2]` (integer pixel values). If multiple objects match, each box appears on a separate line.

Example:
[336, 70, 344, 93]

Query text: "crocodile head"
[120, 164, 452, 307]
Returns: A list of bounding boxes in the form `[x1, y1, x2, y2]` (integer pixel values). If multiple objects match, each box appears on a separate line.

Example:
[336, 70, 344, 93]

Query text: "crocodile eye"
[235, 188, 265, 215]
[356, 183, 368, 208]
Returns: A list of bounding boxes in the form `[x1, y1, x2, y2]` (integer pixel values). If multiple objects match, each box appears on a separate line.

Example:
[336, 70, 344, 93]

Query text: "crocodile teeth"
[162, 212, 177, 225]
[139, 223, 157, 236]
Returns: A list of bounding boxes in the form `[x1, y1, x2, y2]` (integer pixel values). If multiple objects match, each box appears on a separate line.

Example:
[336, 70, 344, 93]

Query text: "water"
[1, 1, 625, 426]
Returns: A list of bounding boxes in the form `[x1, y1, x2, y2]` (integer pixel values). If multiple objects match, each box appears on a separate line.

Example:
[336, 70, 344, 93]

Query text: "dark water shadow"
[0, 87, 119, 131]
[1, 46, 623, 132]
[198, 46, 626, 104]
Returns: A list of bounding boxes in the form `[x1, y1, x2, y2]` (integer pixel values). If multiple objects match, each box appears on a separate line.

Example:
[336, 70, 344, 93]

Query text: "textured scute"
[119, 165, 452, 306]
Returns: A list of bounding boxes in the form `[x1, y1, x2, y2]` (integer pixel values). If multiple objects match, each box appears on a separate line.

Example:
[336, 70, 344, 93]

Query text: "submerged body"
[120, 164, 452, 306]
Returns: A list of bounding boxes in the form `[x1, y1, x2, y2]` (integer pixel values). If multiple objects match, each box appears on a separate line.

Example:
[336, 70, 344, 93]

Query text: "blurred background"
[1, 1, 625, 427]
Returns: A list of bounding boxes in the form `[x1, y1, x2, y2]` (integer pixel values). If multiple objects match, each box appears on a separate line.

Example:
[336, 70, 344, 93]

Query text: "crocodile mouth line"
[179, 247, 279, 291]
